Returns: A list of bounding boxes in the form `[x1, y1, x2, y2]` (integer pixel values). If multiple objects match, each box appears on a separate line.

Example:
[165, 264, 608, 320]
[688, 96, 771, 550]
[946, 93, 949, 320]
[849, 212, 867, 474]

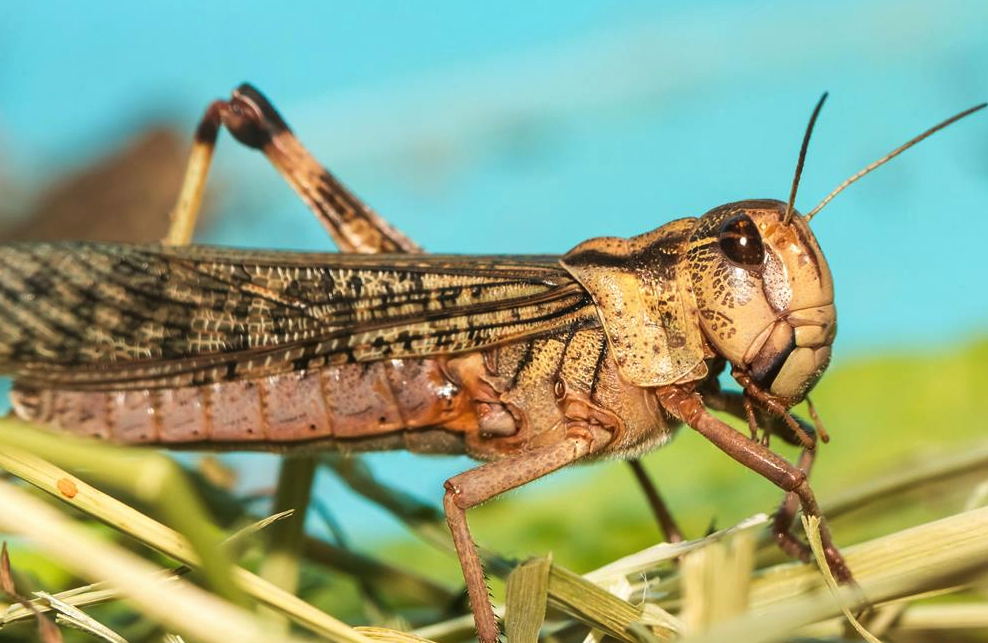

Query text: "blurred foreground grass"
[1, 336, 987, 643]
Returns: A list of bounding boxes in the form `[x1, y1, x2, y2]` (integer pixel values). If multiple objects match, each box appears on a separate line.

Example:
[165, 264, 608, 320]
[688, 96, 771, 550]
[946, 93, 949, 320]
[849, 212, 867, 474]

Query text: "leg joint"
[781, 469, 807, 492]
[443, 481, 466, 512]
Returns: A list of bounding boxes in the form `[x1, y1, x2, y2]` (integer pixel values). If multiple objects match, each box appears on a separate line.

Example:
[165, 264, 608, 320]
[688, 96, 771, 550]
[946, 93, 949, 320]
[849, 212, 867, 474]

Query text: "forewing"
[0, 242, 597, 389]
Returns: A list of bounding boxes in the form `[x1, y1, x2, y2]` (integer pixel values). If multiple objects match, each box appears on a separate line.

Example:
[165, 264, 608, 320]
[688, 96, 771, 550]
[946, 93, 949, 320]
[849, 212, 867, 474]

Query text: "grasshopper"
[0, 84, 982, 642]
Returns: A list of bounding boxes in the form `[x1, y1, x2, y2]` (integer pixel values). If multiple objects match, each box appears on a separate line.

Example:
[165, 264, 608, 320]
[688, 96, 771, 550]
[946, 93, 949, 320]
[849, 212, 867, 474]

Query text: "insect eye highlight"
[717, 215, 765, 268]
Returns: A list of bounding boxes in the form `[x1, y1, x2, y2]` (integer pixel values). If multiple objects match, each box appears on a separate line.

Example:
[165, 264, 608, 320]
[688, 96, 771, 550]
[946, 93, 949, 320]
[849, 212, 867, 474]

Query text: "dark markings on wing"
[0, 242, 599, 389]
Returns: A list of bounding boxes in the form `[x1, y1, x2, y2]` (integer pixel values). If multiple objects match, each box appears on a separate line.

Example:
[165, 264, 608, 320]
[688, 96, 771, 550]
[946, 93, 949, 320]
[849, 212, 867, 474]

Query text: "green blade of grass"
[259, 455, 317, 627]
[1, 510, 294, 627]
[302, 536, 456, 605]
[548, 564, 641, 641]
[821, 441, 988, 519]
[505, 555, 551, 643]
[0, 427, 375, 643]
[0, 420, 242, 605]
[321, 453, 514, 578]
[0, 479, 307, 643]
[321, 454, 451, 551]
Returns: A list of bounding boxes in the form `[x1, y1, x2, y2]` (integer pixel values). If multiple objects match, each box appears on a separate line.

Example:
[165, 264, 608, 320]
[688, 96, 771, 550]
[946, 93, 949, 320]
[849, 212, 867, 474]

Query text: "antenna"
[784, 92, 828, 225]
[805, 102, 987, 221]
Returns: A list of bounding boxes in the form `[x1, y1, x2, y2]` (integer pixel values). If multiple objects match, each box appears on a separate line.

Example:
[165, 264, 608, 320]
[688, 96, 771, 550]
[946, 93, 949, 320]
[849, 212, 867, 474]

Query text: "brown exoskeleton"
[0, 85, 982, 642]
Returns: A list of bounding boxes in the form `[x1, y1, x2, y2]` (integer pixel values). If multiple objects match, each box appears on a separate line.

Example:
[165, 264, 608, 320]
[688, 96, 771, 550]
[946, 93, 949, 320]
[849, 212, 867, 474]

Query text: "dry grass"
[2, 415, 988, 643]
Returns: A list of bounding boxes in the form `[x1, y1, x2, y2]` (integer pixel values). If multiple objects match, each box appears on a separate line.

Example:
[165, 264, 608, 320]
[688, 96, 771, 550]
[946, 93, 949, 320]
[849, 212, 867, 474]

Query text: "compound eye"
[718, 215, 765, 268]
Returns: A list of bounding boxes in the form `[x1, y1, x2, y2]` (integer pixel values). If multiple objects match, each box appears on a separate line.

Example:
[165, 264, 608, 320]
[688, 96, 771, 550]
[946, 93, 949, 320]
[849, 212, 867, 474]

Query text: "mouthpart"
[742, 304, 836, 401]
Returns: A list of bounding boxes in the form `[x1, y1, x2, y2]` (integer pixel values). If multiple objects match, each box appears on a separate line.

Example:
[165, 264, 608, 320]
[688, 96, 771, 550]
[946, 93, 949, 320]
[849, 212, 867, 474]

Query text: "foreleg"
[657, 387, 850, 581]
[701, 387, 820, 558]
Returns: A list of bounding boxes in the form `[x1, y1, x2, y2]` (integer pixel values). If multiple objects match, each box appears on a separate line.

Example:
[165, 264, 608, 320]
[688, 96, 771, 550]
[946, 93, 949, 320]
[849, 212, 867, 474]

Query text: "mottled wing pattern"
[0, 242, 597, 389]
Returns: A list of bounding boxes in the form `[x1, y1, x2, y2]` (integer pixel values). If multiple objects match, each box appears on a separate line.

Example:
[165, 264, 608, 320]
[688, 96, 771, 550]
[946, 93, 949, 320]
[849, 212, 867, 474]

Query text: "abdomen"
[11, 357, 475, 454]
[10, 329, 675, 459]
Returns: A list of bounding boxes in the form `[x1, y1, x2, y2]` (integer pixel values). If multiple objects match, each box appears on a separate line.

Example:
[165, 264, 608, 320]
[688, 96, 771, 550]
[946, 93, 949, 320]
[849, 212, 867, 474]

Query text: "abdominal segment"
[10, 358, 478, 453]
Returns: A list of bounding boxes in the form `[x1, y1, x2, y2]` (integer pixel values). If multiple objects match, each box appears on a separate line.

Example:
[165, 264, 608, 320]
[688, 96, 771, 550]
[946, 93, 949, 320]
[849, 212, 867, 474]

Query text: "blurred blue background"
[0, 0, 986, 538]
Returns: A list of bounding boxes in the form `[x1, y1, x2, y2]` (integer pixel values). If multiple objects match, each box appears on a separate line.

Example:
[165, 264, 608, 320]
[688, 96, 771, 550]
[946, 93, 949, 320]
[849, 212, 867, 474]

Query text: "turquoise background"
[1, 0, 986, 537]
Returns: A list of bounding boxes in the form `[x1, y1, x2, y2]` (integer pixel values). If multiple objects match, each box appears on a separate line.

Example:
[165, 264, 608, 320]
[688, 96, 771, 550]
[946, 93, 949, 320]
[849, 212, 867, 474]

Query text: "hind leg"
[165, 83, 420, 253]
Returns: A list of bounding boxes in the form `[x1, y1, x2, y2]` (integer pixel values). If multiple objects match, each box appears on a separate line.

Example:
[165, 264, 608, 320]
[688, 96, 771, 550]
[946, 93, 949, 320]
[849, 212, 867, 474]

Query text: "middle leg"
[444, 426, 611, 643]
[627, 459, 684, 543]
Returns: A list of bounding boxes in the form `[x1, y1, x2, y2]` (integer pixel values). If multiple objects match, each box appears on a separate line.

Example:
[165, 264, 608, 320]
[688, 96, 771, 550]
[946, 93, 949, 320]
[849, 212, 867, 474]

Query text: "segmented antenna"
[805, 102, 987, 221]
[784, 92, 829, 225]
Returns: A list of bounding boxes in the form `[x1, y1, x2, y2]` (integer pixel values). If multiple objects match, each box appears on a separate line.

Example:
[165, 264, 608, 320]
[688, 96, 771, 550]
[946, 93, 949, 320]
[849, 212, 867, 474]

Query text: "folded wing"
[0, 242, 597, 389]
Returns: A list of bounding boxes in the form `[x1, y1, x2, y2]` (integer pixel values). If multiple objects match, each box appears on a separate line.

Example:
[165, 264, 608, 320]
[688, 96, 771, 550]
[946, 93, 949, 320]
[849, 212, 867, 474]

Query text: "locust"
[0, 84, 982, 643]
